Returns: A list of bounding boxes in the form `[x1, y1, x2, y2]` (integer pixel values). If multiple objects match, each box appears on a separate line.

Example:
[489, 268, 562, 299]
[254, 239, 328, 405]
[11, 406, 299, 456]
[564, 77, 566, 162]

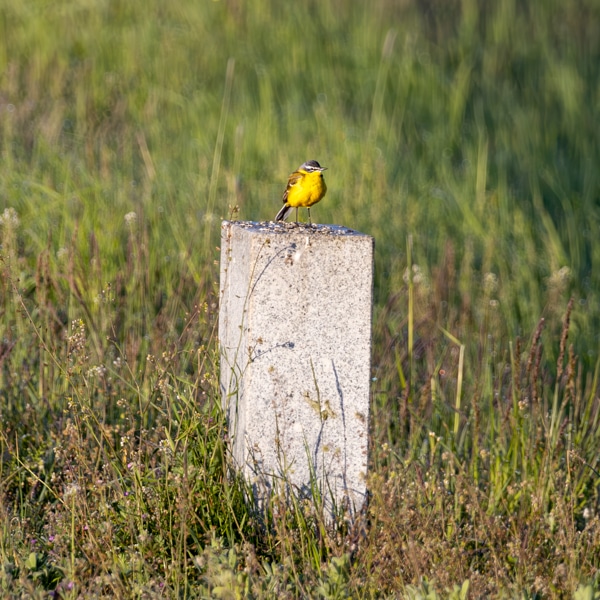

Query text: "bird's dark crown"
[300, 160, 327, 172]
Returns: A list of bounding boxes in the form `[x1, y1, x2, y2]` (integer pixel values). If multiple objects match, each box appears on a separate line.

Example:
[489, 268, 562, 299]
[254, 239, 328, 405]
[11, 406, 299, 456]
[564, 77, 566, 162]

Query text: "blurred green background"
[2, 0, 598, 354]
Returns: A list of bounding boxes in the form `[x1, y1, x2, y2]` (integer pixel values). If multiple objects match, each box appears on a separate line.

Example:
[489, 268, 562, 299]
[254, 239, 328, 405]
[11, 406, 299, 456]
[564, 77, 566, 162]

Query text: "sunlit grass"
[1, 0, 600, 596]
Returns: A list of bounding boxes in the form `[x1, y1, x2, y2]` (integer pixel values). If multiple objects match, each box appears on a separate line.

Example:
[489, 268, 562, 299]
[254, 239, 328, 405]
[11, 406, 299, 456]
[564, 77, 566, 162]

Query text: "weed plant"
[1, 0, 600, 597]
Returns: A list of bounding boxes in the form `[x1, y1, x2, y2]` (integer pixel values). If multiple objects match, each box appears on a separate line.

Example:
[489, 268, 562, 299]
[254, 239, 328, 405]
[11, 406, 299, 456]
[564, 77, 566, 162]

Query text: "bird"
[274, 160, 327, 224]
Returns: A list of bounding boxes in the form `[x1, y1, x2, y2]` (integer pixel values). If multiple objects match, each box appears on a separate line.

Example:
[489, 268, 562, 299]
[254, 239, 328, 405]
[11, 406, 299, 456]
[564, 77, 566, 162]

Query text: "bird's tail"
[274, 204, 292, 222]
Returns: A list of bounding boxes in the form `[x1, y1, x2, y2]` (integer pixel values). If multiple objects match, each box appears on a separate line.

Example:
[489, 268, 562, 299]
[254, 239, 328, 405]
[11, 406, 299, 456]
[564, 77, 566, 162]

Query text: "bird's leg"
[308, 208, 312, 225]
[295, 207, 299, 224]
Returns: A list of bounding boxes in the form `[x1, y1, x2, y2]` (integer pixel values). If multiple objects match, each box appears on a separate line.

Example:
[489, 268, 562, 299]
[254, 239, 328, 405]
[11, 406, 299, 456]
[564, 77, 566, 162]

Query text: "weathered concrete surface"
[219, 220, 373, 517]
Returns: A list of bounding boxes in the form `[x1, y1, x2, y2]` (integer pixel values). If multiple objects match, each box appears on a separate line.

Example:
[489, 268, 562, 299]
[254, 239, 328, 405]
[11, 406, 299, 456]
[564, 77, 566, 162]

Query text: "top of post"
[221, 220, 372, 240]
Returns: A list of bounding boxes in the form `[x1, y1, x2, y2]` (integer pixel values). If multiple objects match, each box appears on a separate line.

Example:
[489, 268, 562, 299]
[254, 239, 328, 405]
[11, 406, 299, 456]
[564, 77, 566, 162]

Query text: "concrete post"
[219, 221, 373, 518]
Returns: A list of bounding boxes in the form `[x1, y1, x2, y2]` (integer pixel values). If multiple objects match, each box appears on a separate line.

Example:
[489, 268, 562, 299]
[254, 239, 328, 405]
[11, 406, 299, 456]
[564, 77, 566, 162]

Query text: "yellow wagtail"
[274, 160, 327, 224]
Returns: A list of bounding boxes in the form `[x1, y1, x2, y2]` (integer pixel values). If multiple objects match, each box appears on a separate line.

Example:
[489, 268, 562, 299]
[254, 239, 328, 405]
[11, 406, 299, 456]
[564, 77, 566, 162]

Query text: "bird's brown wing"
[282, 171, 303, 204]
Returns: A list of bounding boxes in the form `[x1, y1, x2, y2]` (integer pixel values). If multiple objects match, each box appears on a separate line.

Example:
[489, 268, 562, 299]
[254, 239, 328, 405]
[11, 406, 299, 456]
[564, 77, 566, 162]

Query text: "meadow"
[1, 0, 600, 596]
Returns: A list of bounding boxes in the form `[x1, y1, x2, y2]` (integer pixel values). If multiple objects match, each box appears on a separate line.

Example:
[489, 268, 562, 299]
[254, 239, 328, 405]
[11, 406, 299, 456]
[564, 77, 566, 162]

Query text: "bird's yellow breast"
[285, 170, 327, 208]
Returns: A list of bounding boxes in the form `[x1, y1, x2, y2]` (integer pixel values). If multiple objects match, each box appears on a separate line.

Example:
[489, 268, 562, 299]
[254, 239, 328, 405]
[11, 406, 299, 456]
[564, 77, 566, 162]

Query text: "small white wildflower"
[403, 264, 429, 288]
[0, 207, 20, 228]
[124, 211, 138, 228]
[549, 266, 571, 287]
[483, 272, 498, 294]
[64, 484, 80, 498]
[158, 439, 173, 457]
[87, 365, 107, 378]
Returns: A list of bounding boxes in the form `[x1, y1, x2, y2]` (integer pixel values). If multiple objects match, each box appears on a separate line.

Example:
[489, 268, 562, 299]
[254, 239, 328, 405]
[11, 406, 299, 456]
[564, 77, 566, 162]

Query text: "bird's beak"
[320, 167, 328, 171]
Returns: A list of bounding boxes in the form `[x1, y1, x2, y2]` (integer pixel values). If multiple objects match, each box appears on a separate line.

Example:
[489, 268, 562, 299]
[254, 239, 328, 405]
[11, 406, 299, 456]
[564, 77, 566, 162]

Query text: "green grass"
[1, 0, 600, 596]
